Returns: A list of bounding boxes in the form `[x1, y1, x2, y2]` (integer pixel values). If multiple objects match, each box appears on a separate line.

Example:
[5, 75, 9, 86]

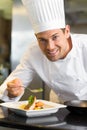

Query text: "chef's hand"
[7, 78, 24, 98]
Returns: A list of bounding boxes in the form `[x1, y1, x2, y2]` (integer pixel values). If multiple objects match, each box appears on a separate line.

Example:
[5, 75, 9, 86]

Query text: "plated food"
[0, 95, 66, 117]
[19, 95, 54, 111]
[20, 95, 44, 110]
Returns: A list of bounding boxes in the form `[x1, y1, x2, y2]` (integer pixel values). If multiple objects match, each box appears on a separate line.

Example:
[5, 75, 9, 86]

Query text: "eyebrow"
[51, 33, 59, 37]
[37, 33, 59, 40]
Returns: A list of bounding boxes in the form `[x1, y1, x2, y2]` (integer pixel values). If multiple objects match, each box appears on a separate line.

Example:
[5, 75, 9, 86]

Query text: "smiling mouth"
[47, 49, 59, 57]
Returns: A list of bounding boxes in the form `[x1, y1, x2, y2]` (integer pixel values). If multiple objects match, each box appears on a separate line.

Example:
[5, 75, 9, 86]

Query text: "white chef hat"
[22, 0, 65, 33]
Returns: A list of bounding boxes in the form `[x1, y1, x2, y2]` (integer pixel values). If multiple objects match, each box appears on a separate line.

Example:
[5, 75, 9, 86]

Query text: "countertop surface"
[0, 103, 87, 130]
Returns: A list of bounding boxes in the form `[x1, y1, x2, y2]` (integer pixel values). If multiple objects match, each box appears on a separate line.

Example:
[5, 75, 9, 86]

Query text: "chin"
[47, 57, 59, 62]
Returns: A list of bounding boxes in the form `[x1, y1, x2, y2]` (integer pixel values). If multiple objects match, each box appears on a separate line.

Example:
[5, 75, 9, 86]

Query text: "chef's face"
[36, 25, 71, 61]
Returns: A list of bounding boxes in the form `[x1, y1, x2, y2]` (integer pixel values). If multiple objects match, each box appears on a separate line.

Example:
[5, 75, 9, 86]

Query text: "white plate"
[0, 100, 66, 117]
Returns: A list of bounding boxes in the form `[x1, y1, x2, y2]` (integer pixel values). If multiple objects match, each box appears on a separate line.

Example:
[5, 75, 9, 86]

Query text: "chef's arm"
[0, 78, 25, 102]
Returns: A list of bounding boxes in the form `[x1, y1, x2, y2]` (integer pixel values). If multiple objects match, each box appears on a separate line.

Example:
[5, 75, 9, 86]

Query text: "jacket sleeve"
[0, 45, 36, 102]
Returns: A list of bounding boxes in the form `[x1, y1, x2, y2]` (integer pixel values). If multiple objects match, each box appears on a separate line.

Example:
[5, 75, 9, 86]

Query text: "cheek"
[56, 39, 64, 47]
[60, 37, 67, 46]
[38, 43, 45, 51]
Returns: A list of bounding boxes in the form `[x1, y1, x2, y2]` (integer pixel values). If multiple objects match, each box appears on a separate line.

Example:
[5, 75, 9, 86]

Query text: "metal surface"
[64, 100, 87, 114]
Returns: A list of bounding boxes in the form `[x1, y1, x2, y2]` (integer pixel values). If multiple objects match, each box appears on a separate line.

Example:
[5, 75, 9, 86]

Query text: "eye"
[52, 35, 59, 41]
[38, 38, 47, 44]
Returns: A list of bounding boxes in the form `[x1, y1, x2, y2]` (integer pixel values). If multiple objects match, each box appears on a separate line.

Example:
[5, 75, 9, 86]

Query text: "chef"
[0, 0, 87, 102]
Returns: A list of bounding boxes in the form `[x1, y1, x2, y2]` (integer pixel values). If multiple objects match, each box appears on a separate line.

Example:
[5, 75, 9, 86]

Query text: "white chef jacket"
[0, 33, 87, 102]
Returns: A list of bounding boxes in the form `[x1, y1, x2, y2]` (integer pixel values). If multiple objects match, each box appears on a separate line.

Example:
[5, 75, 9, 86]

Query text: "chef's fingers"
[7, 85, 24, 98]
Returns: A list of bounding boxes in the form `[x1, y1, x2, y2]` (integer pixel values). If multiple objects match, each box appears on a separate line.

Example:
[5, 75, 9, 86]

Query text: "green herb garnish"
[28, 95, 35, 105]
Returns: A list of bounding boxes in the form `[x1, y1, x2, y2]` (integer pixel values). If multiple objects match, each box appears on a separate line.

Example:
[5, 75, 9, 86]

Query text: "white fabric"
[22, 0, 65, 33]
[0, 34, 87, 102]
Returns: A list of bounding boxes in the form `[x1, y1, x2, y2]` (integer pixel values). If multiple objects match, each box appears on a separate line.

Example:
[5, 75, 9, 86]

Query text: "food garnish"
[22, 95, 44, 110]
[24, 95, 36, 110]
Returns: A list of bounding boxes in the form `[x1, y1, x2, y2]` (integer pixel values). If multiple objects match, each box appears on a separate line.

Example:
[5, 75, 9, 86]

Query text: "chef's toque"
[22, 0, 65, 33]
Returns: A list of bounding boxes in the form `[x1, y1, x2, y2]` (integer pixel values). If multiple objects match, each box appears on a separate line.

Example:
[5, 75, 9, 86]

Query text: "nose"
[47, 40, 55, 50]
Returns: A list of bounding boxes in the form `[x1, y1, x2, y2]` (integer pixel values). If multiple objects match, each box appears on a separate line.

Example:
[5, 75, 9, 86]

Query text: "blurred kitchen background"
[0, 0, 87, 101]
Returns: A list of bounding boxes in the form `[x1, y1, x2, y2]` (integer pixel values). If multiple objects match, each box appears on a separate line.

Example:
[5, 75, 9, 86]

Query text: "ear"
[65, 25, 70, 38]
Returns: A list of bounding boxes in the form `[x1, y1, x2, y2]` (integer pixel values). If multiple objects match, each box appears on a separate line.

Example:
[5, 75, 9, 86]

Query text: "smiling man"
[0, 0, 87, 102]
[36, 26, 72, 61]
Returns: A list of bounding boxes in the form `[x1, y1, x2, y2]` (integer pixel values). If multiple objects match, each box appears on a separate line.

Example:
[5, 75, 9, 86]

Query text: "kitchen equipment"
[64, 100, 87, 114]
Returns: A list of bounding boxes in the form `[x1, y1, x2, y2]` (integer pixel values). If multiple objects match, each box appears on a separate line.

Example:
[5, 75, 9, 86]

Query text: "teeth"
[49, 49, 57, 54]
